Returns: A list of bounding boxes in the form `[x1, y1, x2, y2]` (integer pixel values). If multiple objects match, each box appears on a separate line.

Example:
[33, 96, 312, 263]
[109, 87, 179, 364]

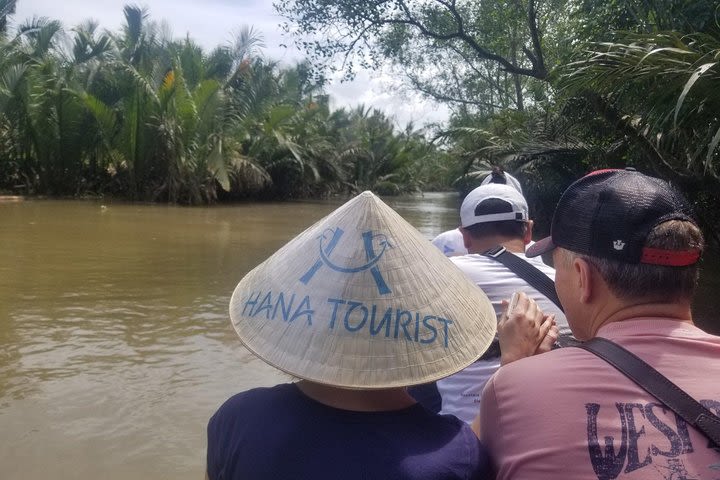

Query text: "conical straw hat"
[229, 191, 496, 389]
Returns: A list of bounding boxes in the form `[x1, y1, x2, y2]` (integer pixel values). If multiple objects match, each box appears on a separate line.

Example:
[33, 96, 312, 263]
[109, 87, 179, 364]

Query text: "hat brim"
[229, 191, 498, 390]
[526, 236, 555, 257]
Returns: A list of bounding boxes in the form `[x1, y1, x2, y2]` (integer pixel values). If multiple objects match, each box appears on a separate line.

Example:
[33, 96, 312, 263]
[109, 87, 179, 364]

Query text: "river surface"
[1, 194, 718, 480]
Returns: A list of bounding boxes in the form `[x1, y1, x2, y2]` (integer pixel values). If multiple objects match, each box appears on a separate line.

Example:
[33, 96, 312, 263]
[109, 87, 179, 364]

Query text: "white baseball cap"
[460, 183, 529, 228]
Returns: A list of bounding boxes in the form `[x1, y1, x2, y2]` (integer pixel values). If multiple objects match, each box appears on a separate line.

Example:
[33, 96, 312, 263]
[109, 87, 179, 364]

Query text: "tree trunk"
[514, 74, 524, 112]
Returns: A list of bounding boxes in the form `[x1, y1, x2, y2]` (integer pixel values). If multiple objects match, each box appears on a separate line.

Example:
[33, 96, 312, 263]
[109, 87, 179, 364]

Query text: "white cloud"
[13, 0, 449, 128]
[328, 70, 450, 130]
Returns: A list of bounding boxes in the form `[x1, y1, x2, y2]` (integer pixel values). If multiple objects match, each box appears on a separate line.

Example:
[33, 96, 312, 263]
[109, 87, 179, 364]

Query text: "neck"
[295, 381, 417, 412]
[585, 297, 694, 339]
[467, 236, 525, 254]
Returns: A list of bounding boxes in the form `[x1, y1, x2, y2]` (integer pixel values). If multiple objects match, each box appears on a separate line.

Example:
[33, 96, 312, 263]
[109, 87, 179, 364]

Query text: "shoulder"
[450, 254, 495, 269]
[451, 253, 549, 295]
[481, 347, 614, 427]
[433, 229, 467, 256]
[486, 347, 601, 404]
[515, 251, 556, 277]
[480, 348, 601, 443]
[390, 405, 483, 448]
[221, 383, 295, 407]
[209, 383, 297, 428]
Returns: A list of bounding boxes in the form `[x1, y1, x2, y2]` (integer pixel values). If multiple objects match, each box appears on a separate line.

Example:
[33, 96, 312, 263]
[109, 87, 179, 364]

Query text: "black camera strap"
[482, 245, 564, 312]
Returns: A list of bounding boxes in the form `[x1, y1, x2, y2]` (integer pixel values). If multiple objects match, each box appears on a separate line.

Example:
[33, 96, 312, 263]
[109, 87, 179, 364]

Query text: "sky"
[13, 0, 450, 129]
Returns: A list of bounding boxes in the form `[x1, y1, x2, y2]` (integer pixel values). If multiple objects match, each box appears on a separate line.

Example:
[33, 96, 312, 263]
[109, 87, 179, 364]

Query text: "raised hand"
[497, 291, 557, 366]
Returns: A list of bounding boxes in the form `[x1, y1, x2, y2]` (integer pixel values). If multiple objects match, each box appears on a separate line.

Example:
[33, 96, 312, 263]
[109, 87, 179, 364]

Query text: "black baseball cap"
[526, 168, 701, 266]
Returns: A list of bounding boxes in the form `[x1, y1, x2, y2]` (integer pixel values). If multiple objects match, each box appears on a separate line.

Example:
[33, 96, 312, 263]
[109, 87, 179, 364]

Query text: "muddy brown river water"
[1, 194, 717, 479]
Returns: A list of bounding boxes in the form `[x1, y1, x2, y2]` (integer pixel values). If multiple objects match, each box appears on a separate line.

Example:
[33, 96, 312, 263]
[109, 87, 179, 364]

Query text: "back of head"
[461, 181, 529, 240]
[528, 169, 704, 302]
[590, 219, 703, 301]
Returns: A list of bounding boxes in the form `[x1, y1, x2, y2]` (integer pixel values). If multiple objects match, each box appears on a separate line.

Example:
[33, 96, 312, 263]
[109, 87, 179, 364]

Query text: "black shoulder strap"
[482, 246, 564, 312]
[577, 337, 720, 448]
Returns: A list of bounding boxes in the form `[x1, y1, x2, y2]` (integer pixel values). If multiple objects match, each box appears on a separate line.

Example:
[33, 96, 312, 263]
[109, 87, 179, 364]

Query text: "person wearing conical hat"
[205, 191, 553, 480]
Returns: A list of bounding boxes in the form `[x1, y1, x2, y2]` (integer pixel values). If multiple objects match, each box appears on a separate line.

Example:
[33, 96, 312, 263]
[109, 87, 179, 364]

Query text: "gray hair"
[559, 220, 704, 301]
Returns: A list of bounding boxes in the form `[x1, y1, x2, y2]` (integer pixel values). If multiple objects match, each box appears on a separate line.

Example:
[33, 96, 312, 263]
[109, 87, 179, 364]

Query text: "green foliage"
[0, 4, 442, 203]
[562, 31, 720, 180]
[553, 23, 720, 242]
[276, 0, 552, 114]
[432, 107, 593, 231]
[4, 0, 720, 248]
[574, 0, 719, 40]
[0, 0, 16, 36]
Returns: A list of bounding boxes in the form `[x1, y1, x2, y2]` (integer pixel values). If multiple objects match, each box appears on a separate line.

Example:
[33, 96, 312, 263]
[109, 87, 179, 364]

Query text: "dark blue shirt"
[207, 383, 490, 480]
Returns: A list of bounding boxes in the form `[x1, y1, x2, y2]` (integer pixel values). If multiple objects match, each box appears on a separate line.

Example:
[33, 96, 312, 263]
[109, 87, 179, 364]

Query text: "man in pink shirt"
[479, 168, 720, 479]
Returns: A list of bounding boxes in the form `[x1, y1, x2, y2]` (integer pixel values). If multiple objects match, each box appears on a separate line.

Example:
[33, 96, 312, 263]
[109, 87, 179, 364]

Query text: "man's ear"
[460, 227, 472, 250]
[573, 257, 594, 303]
[523, 220, 534, 245]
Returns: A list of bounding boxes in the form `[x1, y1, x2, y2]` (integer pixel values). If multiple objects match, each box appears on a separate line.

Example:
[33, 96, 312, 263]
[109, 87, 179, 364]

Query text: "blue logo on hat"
[300, 227, 392, 295]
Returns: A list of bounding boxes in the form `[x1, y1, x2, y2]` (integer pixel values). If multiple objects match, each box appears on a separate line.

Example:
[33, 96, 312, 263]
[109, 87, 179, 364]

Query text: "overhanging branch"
[389, 0, 547, 79]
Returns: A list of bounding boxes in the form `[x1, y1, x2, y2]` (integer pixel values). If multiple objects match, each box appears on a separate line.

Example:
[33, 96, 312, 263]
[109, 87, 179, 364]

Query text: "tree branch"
[390, 0, 546, 79]
[446, 44, 508, 97]
[407, 73, 504, 110]
[527, 0, 546, 77]
[341, 23, 375, 70]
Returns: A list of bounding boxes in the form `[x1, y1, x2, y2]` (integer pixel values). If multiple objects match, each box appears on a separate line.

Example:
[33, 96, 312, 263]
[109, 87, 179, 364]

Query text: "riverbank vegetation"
[1, 1, 719, 241]
[277, 0, 720, 241]
[0, 2, 448, 204]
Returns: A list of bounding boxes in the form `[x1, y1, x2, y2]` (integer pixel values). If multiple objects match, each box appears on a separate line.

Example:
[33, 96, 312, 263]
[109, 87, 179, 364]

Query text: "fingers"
[538, 314, 555, 338]
[535, 314, 558, 354]
[500, 292, 537, 329]
[499, 299, 510, 324]
[515, 293, 541, 332]
[536, 324, 559, 354]
[498, 292, 559, 365]
[528, 300, 542, 329]
[500, 292, 527, 324]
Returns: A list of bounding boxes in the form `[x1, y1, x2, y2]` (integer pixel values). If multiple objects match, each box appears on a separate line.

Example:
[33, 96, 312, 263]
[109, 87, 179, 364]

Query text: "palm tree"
[332, 105, 426, 195]
[562, 31, 720, 181]
[0, 0, 16, 37]
[1, 16, 100, 194]
[0, 4, 443, 203]
[559, 29, 720, 243]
